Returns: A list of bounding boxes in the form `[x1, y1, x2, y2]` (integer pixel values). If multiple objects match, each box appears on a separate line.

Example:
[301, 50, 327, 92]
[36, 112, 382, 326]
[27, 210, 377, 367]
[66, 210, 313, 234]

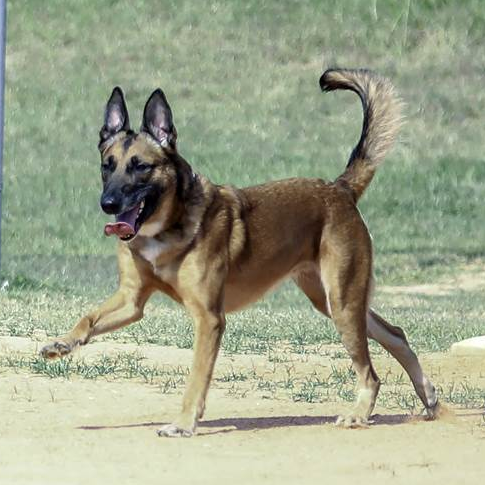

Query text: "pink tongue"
[104, 203, 140, 238]
[104, 222, 135, 237]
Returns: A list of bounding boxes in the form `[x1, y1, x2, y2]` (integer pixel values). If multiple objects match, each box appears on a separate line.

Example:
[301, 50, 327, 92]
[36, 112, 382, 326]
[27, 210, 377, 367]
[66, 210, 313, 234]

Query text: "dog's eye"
[135, 163, 153, 173]
[101, 156, 115, 172]
[129, 156, 153, 174]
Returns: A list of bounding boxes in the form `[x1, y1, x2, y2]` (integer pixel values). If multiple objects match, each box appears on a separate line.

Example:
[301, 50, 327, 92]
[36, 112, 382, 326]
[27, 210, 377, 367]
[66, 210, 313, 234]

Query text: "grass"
[1, 351, 189, 387]
[3, 349, 485, 412]
[2, 285, 485, 354]
[1, 1, 485, 410]
[2, 0, 485, 287]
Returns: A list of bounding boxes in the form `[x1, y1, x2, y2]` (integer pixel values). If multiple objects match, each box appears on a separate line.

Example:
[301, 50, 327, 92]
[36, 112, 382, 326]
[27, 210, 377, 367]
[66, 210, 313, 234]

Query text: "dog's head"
[98, 87, 189, 242]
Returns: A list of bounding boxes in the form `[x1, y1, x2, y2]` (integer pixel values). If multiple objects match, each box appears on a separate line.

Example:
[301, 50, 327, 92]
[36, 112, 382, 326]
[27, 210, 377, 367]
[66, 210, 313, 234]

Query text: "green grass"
[2, 286, 485, 354]
[0, 351, 189, 384]
[3, 350, 485, 412]
[2, 0, 485, 288]
[1, 0, 485, 404]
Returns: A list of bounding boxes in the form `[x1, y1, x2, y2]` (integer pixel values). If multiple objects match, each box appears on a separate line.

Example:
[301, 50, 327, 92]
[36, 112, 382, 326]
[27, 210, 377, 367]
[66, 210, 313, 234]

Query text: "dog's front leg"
[158, 306, 226, 438]
[40, 286, 152, 359]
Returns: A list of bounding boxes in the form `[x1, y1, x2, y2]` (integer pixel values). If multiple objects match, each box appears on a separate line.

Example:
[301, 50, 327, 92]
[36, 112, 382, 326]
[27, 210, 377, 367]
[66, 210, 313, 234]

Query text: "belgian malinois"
[41, 69, 439, 437]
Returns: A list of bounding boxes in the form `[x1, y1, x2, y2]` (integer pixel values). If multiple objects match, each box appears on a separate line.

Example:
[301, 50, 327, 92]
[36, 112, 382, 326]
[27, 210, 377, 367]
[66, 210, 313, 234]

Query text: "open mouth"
[104, 199, 145, 242]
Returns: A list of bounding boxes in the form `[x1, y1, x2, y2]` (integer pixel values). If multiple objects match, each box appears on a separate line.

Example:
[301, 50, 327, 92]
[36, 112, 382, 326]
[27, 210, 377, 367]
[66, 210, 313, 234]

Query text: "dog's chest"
[136, 238, 173, 276]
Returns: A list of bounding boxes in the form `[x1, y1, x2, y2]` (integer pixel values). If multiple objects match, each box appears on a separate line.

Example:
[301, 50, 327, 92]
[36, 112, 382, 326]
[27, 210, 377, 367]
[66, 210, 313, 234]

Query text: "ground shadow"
[77, 413, 422, 434]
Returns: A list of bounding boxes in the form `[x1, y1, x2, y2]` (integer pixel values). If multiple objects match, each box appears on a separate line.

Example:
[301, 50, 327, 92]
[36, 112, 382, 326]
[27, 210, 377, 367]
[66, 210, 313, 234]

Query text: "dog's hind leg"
[323, 273, 380, 427]
[296, 259, 380, 424]
[366, 309, 439, 417]
[294, 271, 439, 419]
[293, 269, 331, 318]
[295, 266, 379, 427]
[308, 214, 381, 427]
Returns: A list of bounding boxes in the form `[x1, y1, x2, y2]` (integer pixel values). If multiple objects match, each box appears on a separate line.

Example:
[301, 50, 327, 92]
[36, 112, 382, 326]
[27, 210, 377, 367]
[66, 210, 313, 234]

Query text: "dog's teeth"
[137, 200, 145, 217]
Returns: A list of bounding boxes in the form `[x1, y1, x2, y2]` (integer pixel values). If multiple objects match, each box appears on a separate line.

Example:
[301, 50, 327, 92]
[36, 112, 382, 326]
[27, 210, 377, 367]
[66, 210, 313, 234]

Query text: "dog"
[41, 68, 439, 437]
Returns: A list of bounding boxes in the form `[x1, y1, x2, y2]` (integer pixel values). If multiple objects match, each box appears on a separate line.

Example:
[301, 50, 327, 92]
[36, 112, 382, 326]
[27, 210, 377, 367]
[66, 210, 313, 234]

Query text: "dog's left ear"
[141, 89, 177, 149]
[100, 87, 130, 143]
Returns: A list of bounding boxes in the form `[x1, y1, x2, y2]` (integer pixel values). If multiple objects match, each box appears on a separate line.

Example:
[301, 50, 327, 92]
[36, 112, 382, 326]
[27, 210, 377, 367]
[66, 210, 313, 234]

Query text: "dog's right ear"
[99, 87, 130, 143]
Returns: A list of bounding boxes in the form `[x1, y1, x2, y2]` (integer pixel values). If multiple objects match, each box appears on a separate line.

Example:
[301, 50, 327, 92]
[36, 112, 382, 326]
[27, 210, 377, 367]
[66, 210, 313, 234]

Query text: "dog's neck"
[128, 171, 215, 268]
[160, 169, 199, 232]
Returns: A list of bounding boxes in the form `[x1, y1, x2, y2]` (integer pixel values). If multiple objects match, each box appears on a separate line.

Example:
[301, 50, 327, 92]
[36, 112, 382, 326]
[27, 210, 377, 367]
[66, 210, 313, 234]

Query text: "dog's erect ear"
[141, 89, 177, 149]
[99, 87, 130, 143]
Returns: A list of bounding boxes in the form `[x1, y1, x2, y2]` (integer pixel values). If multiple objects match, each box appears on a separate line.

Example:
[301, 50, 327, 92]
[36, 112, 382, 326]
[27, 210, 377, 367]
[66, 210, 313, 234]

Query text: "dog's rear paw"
[335, 414, 372, 429]
[40, 341, 72, 359]
[424, 400, 454, 421]
[157, 423, 194, 438]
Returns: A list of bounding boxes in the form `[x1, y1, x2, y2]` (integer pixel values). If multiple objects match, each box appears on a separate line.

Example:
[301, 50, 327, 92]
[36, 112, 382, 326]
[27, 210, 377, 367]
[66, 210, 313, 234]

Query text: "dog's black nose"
[100, 195, 121, 214]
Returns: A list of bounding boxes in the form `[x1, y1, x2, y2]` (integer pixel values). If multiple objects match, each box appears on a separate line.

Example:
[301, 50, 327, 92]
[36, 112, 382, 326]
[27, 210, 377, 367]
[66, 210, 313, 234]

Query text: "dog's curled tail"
[319, 68, 403, 201]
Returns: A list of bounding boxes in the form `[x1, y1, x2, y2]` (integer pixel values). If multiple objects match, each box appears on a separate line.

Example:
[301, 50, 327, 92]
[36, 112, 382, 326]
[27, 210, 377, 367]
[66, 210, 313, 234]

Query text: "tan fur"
[41, 69, 438, 437]
[320, 69, 403, 201]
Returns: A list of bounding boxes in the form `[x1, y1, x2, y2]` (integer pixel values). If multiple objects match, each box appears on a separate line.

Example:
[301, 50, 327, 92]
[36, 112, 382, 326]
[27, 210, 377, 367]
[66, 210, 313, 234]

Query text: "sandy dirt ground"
[1, 336, 484, 485]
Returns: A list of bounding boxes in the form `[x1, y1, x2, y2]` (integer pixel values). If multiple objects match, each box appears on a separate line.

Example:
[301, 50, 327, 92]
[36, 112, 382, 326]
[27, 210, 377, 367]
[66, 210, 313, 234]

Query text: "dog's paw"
[157, 423, 194, 438]
[40, 341, 72, 359]
[335, 414, 372, 429]
[424, 400, 454, 421]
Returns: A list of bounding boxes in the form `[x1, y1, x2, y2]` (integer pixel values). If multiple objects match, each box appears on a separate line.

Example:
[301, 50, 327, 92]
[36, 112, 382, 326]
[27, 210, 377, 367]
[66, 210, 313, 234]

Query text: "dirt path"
[1, 338, 485, 485]
[1, 371, 484, 485]
[380, 262, 485, 296]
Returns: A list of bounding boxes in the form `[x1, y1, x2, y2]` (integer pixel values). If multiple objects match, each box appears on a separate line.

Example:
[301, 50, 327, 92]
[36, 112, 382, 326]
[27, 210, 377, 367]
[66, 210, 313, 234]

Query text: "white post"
[0, 0, 6, 273]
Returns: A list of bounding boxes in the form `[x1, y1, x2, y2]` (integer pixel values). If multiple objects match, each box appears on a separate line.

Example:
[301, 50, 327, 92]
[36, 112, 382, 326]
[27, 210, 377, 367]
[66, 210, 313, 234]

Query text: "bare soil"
[1, 336, 484, 485]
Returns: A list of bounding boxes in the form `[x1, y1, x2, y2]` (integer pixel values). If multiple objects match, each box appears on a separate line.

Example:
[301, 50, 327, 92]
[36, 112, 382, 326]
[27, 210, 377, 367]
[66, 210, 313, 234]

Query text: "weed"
[0, 353, 189, 386]
[216, 368, 249, 383]
[443, 382, 485, 408]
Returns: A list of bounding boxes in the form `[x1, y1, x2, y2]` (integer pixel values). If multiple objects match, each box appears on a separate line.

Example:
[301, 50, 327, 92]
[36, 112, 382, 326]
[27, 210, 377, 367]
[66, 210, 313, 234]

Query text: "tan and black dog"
[41, 69, 439, 437]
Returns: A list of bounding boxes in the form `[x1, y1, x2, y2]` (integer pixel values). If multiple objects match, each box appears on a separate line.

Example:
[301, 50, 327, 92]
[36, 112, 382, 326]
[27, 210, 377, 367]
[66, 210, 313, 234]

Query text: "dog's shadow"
[77, 413, 423, 435]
